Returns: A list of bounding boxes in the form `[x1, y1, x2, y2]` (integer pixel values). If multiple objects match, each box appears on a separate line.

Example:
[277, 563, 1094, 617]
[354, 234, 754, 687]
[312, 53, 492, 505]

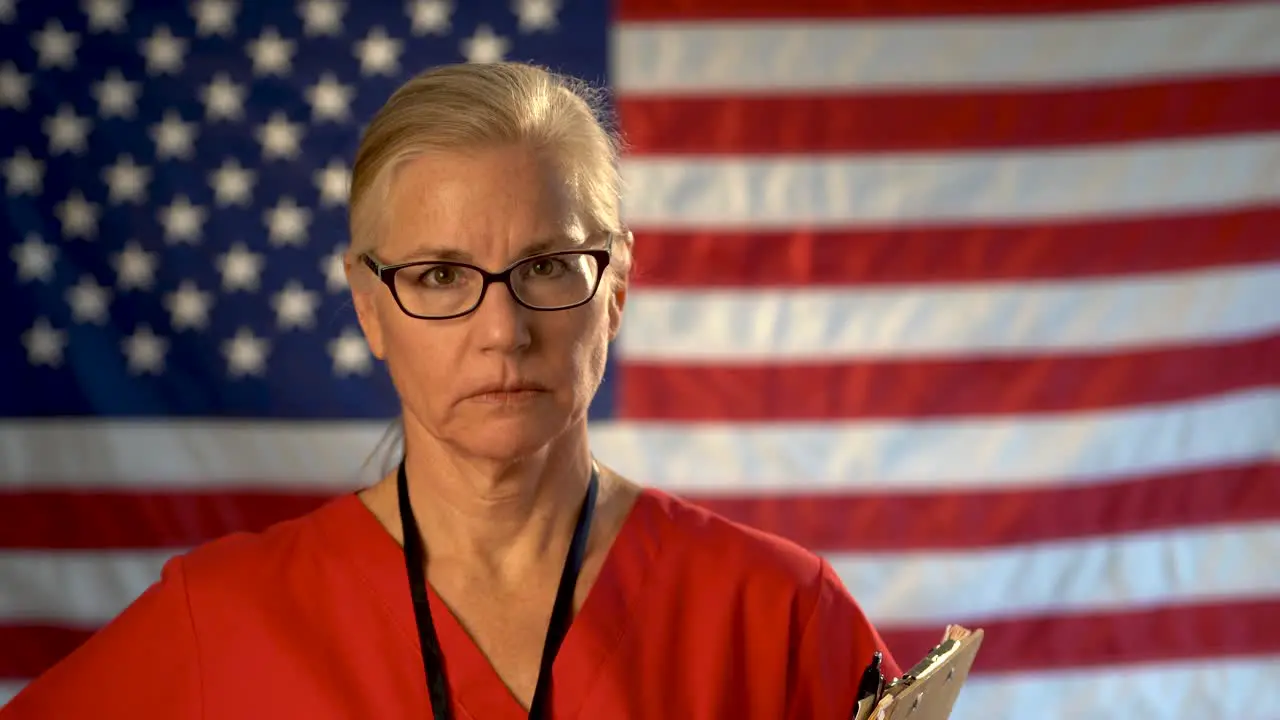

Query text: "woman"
[3, 62, 899, 719]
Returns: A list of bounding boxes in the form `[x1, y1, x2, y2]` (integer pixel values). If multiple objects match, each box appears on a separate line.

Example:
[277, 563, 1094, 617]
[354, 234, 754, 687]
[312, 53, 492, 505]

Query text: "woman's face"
[350, 144, 623, 462]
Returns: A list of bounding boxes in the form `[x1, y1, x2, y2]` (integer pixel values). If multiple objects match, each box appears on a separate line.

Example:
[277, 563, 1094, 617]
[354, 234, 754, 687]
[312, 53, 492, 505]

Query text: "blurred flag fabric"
[3, 0, 1280, 716]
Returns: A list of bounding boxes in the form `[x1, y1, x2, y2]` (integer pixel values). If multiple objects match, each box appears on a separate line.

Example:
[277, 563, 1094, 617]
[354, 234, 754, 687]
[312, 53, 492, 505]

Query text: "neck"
[397, 419, 594, 576]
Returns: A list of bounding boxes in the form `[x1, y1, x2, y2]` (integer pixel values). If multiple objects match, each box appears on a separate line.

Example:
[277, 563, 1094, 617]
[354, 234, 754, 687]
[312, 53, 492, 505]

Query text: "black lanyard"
[397, 459, 599, 720]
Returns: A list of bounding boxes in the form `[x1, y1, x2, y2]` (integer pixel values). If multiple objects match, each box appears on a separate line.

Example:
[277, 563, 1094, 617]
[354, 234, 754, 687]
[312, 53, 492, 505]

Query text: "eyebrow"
[398, 236, 590, 264]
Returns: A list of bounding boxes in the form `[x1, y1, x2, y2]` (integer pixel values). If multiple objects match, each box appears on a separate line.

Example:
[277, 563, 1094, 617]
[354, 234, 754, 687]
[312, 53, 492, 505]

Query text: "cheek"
[561, 304, 612, 391]
[583, 333, 609, 394]
[379, 311, 455, 404]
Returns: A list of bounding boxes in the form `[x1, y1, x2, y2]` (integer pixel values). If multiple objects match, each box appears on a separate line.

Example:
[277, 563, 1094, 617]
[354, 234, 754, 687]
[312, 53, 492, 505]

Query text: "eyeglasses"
[360, 235, 615, 320]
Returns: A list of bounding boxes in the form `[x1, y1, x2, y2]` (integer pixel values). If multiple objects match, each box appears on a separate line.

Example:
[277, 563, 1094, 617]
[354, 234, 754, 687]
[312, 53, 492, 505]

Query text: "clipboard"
[853, 625, 984, 720]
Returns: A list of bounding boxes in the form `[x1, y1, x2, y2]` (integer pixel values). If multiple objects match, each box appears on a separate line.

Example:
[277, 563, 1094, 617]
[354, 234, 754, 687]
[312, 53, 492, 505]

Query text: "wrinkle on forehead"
[379, 144, 587, 264]
[383, 234, 595, 265]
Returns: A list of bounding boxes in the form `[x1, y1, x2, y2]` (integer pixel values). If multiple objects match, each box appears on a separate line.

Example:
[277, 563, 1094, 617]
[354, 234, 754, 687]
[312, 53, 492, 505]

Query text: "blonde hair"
[347, 61, 631, 281]
[347, 61, 632, 479]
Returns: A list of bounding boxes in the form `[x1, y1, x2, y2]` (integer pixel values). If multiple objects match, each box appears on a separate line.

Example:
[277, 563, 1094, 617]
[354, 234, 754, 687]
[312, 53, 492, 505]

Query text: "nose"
[472, 280, 532, 354]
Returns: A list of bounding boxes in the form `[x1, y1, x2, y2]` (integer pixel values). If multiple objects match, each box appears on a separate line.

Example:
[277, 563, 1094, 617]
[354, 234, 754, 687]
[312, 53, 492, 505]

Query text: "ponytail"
[359, 416, 404, 484]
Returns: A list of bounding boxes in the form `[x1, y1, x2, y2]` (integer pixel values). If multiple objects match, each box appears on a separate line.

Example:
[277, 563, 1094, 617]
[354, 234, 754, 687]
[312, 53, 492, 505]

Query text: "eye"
[526, 258, 565, 277]
[418, 265, 459, 287]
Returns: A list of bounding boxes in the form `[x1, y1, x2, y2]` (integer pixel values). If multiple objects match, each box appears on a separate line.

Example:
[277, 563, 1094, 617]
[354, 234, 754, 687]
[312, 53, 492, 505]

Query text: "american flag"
[2, 0, 1279, 716]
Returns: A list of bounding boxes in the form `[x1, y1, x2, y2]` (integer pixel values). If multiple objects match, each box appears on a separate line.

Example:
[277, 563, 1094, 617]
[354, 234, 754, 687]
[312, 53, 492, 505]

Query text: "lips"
[465, 380, 549, 402]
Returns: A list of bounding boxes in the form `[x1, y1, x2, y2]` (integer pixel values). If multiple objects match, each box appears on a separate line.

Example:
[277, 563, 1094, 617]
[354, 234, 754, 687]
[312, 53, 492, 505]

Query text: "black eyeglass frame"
[360, 234, 617, 321]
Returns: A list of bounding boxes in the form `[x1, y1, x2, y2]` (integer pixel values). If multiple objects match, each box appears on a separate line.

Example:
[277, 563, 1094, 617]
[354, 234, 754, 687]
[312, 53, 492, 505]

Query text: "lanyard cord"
[397, 459, 599, 720]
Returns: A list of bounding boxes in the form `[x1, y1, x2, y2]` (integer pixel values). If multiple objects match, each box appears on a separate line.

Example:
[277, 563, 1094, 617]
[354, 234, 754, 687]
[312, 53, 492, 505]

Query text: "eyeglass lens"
[393, 252, 602, 317]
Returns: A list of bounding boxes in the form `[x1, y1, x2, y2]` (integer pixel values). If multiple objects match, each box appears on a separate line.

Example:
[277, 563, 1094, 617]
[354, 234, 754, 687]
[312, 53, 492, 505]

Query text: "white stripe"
[619, 134, 1280, 229]
[0, 420, 390, 489]
[620, 263, 1280, 360]
[2, 389, 1278, 491]
[614, 3, 1280, 94]
[2, 523, 1276, 628]
[952, 657, 1280, 720]
[589, 389, 1280, 491]
[1, 683, 23, 709]
[588, 386, 1280, 486]
[836, 523, 1280, 626]
[0, 549, 173, 625]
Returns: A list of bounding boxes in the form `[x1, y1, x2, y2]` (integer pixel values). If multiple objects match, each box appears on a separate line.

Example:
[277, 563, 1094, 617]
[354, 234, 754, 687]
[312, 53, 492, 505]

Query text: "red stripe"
[878, 598, 1280, 676]
[628, 206, 1280, 287]
[688, 462, 1280, 552]
[620, 75, 1280, 155]
[620, 336, 1280, 421]
[5, 597, 1277, 681]
[0, 490, 333, 550]
[2, 463, 1275, 552]
[0, 625, 88, 682]
[616, 0, 1236, 21]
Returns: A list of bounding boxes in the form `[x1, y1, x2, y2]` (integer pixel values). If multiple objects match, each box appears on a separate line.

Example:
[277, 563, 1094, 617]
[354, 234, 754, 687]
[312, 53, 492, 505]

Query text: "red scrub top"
[2, 487, 900, 719]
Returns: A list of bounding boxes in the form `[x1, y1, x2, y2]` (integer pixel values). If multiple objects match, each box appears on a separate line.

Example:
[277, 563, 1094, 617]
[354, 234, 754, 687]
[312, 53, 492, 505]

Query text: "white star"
[0, 0, 15, 23]
[140, 25, 187, 75]
[461, 24, 509, 64]
[513, 0, 558, 32]
[121, 324, 168, 375]
[354, 27, 402, 76]
[191, 0, 237, 37]
[329, 327, 372, 376]
[272, 281, 320, 330]
[150, 109, 198, 160]
[158, 195, 207, 244]
[216, 242, 264, 292]
[406, 0, 452, 35]
[10, 234, 58, 283]
[55, 190, 100, 240]
[223, 327, 270, 377]
[22, 318, 68, 368]
[321, 247, 347, 292]
[313, 159, 350, 206]
[3, 148, 44, 196]
[265, 196, 311, 246]
[102, 154, 150, 204]
[66, 274, 112, 324]
[200, 73, 246, 121]
[209, 157, 256, 206]
[165, 279, 214, 331]
[91, 68, 141, 118]
[111, 239, 158, 291]
[305, 73, 354, 123]
[32, 19, 80, 69]
[255, 112, 303, 160]
[0, 62, 31, 110]
[43, 104, 92, 155]
[82, 0, 130, 33]
[299, 0, 345, 36]
[246, 27, 295, 76]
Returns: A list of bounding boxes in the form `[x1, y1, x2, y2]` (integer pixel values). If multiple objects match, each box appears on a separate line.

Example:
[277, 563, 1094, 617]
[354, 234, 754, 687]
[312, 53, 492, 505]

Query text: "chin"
[446, 402, 572, 462]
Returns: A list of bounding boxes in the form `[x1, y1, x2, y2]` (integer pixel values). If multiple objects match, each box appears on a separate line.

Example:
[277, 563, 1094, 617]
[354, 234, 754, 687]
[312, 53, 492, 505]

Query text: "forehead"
[380, 144, 583, 260]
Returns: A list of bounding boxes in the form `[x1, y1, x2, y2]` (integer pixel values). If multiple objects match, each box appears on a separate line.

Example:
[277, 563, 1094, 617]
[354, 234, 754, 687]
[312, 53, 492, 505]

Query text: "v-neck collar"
[314, 485, 665, 719]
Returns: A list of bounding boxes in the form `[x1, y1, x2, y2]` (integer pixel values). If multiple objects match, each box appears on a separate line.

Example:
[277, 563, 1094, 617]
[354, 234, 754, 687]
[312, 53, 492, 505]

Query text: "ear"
[607, 281, 627, 343]
[606, 231, 633, 343]
[346, 253, 387, 360]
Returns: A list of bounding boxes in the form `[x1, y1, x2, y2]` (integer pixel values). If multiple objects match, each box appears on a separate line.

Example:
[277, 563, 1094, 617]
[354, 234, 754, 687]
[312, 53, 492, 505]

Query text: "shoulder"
[634, 487, 849, 623]
[181, 497, 338, 575]
[630, 486, 902, 689]
[173, 495, 356, 607]
[0, 499, 350, 718]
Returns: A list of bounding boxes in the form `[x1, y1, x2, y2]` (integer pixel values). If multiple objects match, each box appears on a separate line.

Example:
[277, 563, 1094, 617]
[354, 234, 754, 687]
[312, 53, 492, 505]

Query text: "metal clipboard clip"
[884, 637, 962, 697]
[854, 625, 983, 720]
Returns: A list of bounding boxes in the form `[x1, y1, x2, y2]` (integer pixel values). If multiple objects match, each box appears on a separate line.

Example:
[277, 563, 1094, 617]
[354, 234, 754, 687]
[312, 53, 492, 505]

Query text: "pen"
[855, 650, 884, 703]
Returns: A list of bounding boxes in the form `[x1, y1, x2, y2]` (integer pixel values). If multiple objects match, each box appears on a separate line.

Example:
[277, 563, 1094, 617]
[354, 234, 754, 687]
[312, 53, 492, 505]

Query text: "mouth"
[465, 381, 549, 404]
